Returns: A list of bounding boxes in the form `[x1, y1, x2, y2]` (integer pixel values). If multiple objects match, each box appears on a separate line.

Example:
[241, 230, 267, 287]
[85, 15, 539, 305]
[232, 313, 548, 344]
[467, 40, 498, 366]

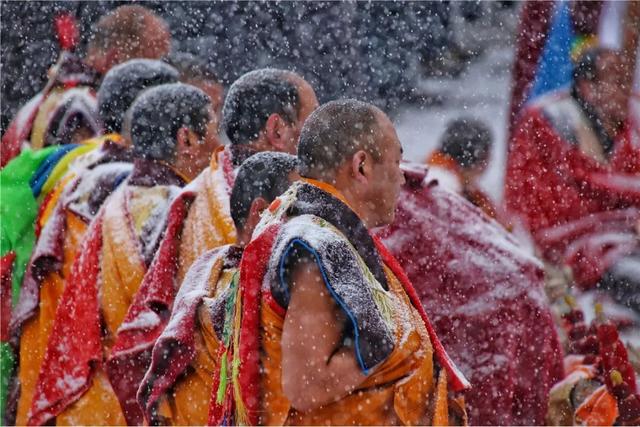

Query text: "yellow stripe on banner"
[39, 172, 77, 228]
[40, 143, 99, 197]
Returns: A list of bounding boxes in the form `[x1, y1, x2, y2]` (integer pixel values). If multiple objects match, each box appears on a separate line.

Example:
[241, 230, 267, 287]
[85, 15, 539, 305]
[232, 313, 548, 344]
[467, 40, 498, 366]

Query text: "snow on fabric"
[265, 213, 396, 373]
[28, 175, 184, 425]
[106, 189, 196, 425]
[65, 162, 133, 221]
[1, 93, 45, 168]
[375, 164, 563, 425]
[506, 90, 640, 289]
[255, 180, 469, 389]
[137, 245, 232, 421]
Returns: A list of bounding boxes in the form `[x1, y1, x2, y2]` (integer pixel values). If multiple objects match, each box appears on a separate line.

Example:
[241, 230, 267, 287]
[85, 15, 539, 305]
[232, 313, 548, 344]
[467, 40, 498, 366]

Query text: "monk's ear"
[245, 197, 269, 233]
[264, 113, 289, 151]
[351, 150, 369, 184]
[176, 126, 190, 149]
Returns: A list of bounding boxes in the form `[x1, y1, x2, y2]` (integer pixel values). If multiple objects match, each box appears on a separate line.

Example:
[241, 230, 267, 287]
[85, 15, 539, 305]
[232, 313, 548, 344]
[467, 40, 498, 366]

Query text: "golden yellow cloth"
[177, 150, 236, 283]
[15, 212, 86, 426]
[57, 186, 176, 425]
[259, 264, 450, 426]
[156, 269, 237, 425]
[17, 133, 122, 424]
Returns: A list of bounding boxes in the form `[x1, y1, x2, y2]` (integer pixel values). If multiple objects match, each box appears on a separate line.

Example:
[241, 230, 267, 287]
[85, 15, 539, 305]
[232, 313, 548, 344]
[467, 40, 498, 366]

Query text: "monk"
[1, 5, 171, 166]
[506, 47, 640, 311]
[137, 152, 299, 425]
[413, 115, 560, 425]
[27, 83, 217, 426]
[177, 68, 318, 281]
[214, 99, 469, 425]
[374, 167, 564, 424]
[104, 68, 318, 424]
[6, 59, 180, 426]
[426, 117, 503, 223]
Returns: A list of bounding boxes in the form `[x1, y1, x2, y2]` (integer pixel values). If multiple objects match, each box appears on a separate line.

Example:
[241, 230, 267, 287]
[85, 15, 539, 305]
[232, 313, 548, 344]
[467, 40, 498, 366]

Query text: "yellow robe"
[16, 134, 123, 425]
[156, 269, 238, 425]
[177, 148, 236, 283]
[16, 212, 86, 426]
[56, 185, 178, 425]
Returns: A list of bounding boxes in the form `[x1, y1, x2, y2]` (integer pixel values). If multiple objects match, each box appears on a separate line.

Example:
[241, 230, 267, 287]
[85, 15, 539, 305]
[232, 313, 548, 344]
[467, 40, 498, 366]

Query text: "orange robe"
[102, 149, 235, 424]
[14, 138, 130, 425]
[15, 213, 85, 426]
[260, 264, 454, 426]
[218, 180, 468, 426]
[177, 147, 236, 282]
[28, 160, 185, 426]
[137, 245, 243, 425]
[156, 269, 237, 425]
[56, 184, 180, 425]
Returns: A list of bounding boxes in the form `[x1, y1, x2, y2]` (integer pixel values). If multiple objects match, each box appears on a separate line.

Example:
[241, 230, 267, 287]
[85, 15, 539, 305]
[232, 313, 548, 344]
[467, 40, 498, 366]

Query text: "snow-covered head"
[298, 99, 405, 228]
[231, 152, 299, 245]
[440, 117, 492, 174]
[86, 5, 171, 75]
[129, 83, 217, 180]
[168, 52, 221, 99]
[98, 59, 179, 134]
[221, 68, 318, 164]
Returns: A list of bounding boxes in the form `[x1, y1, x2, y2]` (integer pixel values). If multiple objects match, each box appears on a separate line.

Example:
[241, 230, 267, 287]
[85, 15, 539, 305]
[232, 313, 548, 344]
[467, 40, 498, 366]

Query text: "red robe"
[107, 147, 235, 424]
[505, 90, 640, 288]
[27, 161, 187, 426]
[374, 164, 564, 425]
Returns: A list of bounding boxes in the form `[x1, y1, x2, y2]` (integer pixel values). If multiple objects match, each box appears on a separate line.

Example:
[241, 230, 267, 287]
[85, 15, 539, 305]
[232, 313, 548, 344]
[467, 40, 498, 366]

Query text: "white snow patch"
[118, 310, 161, 333]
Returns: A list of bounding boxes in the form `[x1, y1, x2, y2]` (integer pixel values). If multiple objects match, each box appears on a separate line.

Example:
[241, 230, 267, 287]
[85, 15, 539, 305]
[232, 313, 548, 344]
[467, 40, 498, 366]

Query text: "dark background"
[1, 1, 512, 134]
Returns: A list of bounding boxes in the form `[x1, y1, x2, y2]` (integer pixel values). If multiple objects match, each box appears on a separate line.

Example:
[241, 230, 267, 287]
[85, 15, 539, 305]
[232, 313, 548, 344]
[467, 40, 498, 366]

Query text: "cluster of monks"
[0, 4, 639, 427]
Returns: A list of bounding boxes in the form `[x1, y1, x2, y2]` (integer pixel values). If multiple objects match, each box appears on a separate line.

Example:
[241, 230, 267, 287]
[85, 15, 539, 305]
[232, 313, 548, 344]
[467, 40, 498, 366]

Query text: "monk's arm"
[281, 259, 367, 412]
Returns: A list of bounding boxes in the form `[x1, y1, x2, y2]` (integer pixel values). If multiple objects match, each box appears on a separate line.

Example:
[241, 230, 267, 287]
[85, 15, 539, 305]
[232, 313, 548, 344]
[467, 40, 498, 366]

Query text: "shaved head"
[297, 99, 383, 179]
[87, 5, 171, 74]
[221, 68, 300, 146]
[298, 98, 404, 227]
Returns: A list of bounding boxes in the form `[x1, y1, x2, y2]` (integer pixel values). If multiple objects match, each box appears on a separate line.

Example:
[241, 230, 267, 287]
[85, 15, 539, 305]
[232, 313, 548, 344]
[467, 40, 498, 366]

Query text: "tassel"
[216, 351, 229, 404]
[54, 12, 79, 52]
[232, 290, 248, 425]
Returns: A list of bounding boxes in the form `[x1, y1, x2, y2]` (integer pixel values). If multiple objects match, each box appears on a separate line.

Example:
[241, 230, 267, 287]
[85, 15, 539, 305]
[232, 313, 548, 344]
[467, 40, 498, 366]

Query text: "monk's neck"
[300, 177, 374, 228]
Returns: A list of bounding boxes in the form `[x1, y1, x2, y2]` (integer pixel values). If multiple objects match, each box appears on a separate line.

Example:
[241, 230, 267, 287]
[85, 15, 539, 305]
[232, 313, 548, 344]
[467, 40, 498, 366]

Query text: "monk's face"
[175, 107, 221, 181]
[281, 77, 319, 154]
[364, 112, 405, 227]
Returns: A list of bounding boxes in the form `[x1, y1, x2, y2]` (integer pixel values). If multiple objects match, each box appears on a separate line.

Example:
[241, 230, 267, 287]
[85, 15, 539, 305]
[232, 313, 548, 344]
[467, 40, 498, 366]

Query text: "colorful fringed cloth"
[210, 180, 469, 425]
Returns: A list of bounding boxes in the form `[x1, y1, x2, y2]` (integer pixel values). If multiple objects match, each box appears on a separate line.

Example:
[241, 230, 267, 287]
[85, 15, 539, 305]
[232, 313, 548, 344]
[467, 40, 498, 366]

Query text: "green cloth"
[1, 147, 57, 423]
[0, 146, 57, 305]
[0, 342, 14, 421]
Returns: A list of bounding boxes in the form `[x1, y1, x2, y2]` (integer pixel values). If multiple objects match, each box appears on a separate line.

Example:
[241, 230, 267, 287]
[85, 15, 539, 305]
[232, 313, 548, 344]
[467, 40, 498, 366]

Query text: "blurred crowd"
[0, 2, 639, 426]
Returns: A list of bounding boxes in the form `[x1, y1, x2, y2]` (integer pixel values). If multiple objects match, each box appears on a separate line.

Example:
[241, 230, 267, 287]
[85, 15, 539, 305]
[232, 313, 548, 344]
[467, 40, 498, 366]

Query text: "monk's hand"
[281, 258, 367, 412]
